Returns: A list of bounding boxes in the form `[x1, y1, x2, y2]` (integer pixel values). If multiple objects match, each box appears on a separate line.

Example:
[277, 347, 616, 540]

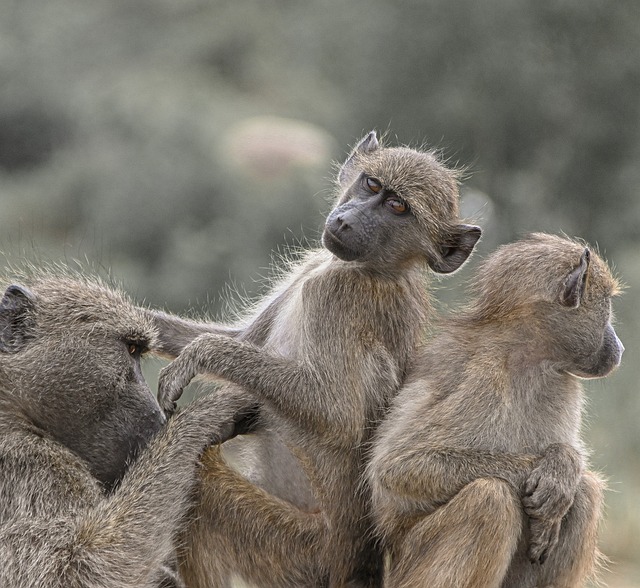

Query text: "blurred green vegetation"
[1, 0, 639, 581]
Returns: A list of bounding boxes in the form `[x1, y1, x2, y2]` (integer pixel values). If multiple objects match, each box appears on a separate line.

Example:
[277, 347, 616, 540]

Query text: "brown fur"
[0, 268, 251, 588]
[367, 233, 622, 588]
[152, 132, 481, 587]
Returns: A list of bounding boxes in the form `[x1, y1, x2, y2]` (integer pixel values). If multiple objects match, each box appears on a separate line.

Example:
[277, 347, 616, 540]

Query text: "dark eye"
[385, 196, 409, 215]
[364, 176, 382, 193]
[126, 342, 145, 358]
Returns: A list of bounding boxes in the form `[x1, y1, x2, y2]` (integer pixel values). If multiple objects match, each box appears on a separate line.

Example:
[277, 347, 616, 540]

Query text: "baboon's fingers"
[158, 358, 198, 415]
[164, 400, 178, 418]
[209, 402, 262, 445]
[523, 468, 575, 522]
[523, 470, 555, 516]
[523, 467, 542, 497]
[231, 402, 262, 436]
[528, 517, 561, 564]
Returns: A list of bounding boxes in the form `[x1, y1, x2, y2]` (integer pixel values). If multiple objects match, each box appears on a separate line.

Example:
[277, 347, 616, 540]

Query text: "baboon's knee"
[459, 477, 521, 530]
[563, 471, 605, 539]
[579, 471, 605, 513]
[390, 479, 521, 588]
[561, 471, 605, 555]
[532, 472, 606, 588]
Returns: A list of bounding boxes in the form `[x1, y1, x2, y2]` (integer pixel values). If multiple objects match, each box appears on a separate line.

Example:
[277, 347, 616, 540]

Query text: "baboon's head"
[469, 233, 624, 379]
[0, 270, 165, 490]
[322, 131, 481, 273]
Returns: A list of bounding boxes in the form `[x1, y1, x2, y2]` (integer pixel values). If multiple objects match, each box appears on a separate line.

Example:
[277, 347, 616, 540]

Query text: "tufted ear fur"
[560, 248, 590, 308]
[0, 284, 36, 353]
[428, 224, 482, 274]
[338, 131, 379, 185]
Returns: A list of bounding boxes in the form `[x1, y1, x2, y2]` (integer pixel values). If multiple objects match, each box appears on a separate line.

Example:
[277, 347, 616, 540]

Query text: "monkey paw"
[158, 357, 198, 416]
[528, 516, 561, 564]
[523, 466, 576, 523]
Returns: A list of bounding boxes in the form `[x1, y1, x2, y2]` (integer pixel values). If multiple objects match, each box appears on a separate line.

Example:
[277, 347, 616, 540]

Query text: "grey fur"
[152, 132, 481, 587]
[367, 234, 623, 588]
[0, 269, 250, 588]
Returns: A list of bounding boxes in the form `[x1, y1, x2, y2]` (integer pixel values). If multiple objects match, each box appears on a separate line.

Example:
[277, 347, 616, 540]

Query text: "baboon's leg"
[180, 446, 328, 588]
[537, 471, 605, 588]
[502, 471, 605, 588]
[388, 478, 522, 588]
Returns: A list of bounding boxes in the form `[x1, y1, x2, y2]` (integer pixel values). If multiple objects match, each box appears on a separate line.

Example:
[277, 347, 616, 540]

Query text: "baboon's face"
[548, 247, 623, 380]
[561, 298, 624, 380]
[36, 331, 166, 490]
[0, 282, 165, 491]
[469, 235, 623, 380]
[322, 132, 480, 273]
[323, 172, 417, 265]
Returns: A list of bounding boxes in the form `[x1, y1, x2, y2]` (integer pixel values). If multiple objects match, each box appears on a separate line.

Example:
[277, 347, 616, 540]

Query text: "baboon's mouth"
[322, 226, 343, 247]
[322, 228, 361, 262]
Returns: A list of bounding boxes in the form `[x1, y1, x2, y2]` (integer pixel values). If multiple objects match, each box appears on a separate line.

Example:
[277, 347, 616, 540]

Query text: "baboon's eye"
[364, 176, 383, 193]
[385, 196, 409, 215]
[126, 341, 145, 358]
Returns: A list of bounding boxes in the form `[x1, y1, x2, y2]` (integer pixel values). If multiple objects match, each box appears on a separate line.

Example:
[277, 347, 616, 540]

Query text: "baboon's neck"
[446, 321, 585, 446]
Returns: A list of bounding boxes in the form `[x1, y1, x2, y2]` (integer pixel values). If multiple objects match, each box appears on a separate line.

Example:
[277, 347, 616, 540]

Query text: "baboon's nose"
[334, 215, 351, 232]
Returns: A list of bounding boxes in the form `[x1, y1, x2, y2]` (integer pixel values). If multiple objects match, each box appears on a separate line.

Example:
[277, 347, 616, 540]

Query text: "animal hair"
[367, 233, 623, 588]
[0, 266, 252, 588]
[150, 131, 481, 586]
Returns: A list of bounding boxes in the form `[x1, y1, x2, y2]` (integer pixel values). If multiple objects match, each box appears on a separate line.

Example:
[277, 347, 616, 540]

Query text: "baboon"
[0, 269, 252, 588]
[367, 233, 623, 588]
[153, 131, 482, 586]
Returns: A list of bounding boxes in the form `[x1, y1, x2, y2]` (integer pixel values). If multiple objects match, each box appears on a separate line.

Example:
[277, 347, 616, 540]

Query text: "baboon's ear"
[560, 248, 590, 308]
[0, 284, 36, 353]
[338, 131, 379, 185]
[428, 224, 482, 274]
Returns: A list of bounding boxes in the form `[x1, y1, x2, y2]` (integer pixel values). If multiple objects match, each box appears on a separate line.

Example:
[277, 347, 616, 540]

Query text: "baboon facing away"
[154, 131, 481, 586]
[367, 233, 623, 588]
[0, 269, 252, 588]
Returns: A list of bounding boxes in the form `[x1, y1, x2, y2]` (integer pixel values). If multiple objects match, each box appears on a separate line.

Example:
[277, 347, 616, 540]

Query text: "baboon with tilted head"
[0, 268, 251, 588]
[367, 233, 623, 588]
[152, 131, 481, 587]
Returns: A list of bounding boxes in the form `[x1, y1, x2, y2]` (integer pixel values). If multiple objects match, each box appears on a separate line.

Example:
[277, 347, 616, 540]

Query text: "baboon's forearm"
[148, 309, 242, 358]
[170, 334, 365, 439]
[379, 447, 538, 506]
[74, 394, 246, 579]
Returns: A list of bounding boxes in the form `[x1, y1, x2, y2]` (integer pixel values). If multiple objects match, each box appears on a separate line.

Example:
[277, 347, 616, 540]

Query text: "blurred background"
[1, 0, 638, 583]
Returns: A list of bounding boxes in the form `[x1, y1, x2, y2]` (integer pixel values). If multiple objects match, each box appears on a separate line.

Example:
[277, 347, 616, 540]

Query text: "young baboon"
[0, 269, 251, 588]
[154, 132, 482, 586]
[367, 233, 623, 588]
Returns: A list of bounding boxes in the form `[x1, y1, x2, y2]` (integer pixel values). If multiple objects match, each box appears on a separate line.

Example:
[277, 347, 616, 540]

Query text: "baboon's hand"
[524, 464, 565, 563]
[527, 516, 561, 564]
[522, 443, 582, 563]
[158, 354, 199, 416]
[174, 390, 261, 448]
[158, 333, 250, 417]
[523, 465, 575, 522]
[522, 444, 581, 521]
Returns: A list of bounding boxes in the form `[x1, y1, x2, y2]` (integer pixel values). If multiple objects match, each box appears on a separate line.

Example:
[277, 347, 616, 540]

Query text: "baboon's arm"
[0, 393, 247, 588]
[522, 443, 585, 563]
[147, 286, 291, 358]
[376, 446, 539, 508]
[158, 333, 376, 442]
[76, 392, 250, 574]
[148, 310, 242, 358]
